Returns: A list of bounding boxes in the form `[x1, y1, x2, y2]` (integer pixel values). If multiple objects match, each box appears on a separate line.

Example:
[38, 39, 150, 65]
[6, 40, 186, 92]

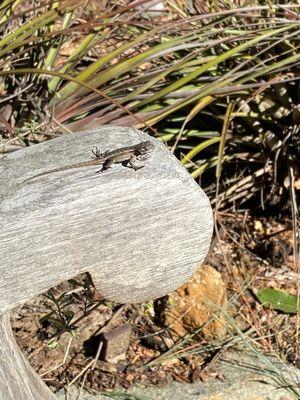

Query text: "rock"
[57, 350, 300, 400]
[101, 324, 132, 364]
[162, 265, 227, 340]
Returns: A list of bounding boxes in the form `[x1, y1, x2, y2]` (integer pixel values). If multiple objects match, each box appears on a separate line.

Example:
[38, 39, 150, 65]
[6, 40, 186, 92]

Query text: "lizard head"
[139, 140, 155, 154]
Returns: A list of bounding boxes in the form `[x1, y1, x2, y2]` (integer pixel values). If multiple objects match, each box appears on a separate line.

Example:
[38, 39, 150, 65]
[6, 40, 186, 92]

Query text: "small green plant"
[39, 274, 101, 343]
[254, 287, 300, 314]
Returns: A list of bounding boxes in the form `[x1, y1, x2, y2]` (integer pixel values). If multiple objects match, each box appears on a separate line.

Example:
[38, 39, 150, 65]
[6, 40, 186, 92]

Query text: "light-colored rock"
[56, 351, 300, 400]
[162, 265, 227, 340]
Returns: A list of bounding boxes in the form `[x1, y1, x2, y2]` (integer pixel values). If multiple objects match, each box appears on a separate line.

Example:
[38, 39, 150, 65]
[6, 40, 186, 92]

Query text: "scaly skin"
[25, 140, 155, 181]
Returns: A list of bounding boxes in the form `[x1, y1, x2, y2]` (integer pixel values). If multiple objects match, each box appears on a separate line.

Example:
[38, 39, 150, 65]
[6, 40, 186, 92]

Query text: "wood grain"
[0, 127, 213, 313]
[0, 312, 57, 399]
[0, 126, 213, 399]
[0, 126, 213, 313]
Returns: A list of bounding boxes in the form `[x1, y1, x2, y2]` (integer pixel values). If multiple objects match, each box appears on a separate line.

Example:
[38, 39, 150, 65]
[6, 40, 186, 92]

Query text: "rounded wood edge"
[0, 312, 56, 400]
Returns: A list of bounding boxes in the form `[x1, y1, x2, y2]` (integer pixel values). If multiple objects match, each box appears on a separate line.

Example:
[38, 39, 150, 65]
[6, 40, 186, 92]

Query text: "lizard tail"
[24, 160, 103, 182]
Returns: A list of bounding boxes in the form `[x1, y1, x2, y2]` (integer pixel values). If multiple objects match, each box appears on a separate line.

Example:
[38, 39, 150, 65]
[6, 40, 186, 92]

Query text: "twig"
[40, 336, 73, 377]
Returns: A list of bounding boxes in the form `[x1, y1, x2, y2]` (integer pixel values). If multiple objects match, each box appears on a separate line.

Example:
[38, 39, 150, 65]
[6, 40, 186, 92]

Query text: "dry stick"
[288, 158, 300, 361]
[68, 359, 95, 388]
[210, 165, 272, 205]
[77, 344, 103, 400]
[239, 210, 251, 295]
[52, 117, 74, 134]
[228, 187, 257, 205]
[1, 122, 48, 148]
[213, 101, 234, 275]
[0, 83, 34, 104]
[272, 127, 294, 193]
[40, 336, 73, 378]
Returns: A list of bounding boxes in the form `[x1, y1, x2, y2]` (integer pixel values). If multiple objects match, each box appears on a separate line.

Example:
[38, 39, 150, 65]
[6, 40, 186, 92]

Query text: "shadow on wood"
[0, 126, 213, 399]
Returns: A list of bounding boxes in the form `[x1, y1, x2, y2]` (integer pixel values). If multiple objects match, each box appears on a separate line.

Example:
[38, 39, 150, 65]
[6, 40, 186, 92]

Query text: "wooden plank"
[0, 312, 57, 400]
[0, 126, 212, 313]
[0, 126, 213, 399]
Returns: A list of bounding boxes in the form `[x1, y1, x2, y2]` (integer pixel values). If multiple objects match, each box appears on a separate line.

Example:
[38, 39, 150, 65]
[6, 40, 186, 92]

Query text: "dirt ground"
[11, 211, 299, 394]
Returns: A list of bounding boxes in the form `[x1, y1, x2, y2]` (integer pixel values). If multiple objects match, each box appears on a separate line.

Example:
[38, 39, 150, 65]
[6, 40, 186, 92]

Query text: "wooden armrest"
[0, 126, 212, 399]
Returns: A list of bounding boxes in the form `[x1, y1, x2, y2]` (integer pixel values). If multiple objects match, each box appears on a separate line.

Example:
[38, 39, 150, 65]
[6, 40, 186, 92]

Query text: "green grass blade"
[135, 23, 300, 109]
[0, 67, 157, 132]
[0, 8, 57, 51]
[182, 137, 221, 165]
[43, 9, 74, 71]
[48, 31, 103, 92]
[0, 0, 22, 23]
[56, 32, 197, 101]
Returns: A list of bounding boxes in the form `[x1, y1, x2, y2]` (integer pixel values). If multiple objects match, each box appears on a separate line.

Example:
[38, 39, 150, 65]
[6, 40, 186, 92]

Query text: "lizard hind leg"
[129, 155, 144, 170]
[121, 157, 139, 170]
[96, 157, 114, 173]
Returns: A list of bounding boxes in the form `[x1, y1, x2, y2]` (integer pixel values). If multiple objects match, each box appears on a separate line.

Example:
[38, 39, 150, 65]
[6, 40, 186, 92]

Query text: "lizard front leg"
[92, 147, 109, 158]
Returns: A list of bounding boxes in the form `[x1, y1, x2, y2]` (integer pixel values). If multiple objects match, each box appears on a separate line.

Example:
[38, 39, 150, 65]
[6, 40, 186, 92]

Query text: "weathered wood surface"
[0, 126, 212, 400]
[0, 126, 213, 314]
[0, 313, 57, 400]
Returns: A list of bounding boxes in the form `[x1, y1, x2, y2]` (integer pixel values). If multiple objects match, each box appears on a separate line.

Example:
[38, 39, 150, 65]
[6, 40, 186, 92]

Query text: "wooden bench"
[0, 126, 213, 399]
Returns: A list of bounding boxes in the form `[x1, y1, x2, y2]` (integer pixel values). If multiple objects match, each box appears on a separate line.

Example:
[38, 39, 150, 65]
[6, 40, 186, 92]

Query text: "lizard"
[25, 140, 155, 181]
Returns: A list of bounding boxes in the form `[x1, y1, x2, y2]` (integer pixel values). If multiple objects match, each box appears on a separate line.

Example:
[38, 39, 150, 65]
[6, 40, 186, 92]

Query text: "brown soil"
[11, 212, 299, 394]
